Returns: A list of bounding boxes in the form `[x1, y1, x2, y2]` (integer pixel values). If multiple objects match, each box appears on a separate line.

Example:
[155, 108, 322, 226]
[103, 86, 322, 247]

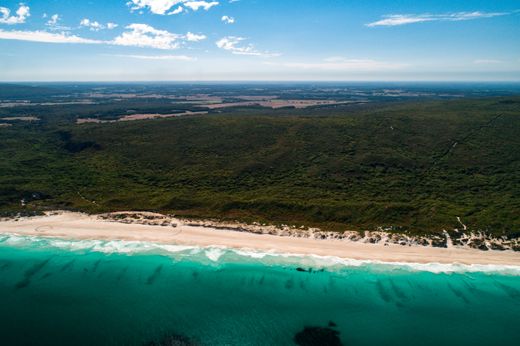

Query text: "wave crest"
[2, 233, 519, 275]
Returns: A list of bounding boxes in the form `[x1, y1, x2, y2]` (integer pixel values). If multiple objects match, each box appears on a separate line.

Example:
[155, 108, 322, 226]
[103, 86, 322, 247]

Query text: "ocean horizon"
[0, 234, 519, 345]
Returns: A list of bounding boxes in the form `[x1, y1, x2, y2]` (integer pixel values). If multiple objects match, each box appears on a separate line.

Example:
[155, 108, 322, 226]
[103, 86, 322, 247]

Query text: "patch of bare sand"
[76, 111, 208, 124]
[1, 116, 39, 121]
[203, 100, 357, 109]
[119, 111, 207, 121]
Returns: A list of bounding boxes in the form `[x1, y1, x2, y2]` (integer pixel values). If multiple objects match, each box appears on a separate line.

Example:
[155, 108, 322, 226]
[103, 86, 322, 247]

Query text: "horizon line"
[2, 80, 520, 84]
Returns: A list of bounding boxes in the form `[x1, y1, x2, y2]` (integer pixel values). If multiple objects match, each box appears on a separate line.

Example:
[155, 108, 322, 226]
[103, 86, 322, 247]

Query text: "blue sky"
[0, 0, 519, 81]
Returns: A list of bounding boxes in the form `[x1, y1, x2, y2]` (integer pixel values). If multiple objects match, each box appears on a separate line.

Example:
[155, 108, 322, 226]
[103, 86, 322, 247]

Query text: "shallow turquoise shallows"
[0, 235, 519, 346]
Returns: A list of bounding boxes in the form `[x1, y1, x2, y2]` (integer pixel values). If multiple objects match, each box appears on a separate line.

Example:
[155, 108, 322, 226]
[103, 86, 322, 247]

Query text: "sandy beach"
[1, 211, 519, 266]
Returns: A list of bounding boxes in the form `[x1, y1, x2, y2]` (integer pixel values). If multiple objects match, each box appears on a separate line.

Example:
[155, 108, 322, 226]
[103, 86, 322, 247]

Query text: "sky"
[0, 0, 519, 81]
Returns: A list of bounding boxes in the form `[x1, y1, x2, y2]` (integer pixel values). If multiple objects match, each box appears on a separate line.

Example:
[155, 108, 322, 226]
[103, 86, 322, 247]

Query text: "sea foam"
[2, 233, 520, 275]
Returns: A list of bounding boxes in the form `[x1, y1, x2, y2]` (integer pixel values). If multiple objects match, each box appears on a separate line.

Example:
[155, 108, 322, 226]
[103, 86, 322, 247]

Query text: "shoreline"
[0, 211, 519, 267]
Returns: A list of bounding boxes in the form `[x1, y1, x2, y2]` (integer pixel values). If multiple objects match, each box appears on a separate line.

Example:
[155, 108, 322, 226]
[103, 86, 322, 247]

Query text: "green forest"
[1, 96, 519, 236]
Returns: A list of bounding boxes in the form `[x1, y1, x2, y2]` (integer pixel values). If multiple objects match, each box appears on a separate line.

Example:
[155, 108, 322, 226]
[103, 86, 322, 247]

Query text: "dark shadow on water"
[116, 266, 129, 282]
[296, 267, 325, 273]
[460, 277, 478, 294]
[40, 272, 53, 280]
[91, 259, 102, 272]
[258, 275, 265, 285]
[388, 279, 408, 301]
[0, 261, 12, 270]
[375, 280, 392, 303]
[494, 282, 520, 299]
[147, 264, 164, 285]
[60, 259, 75, 272]
[15, 258, 51, 289]
[294, 324, 343, 346]
[144, 333, 199, 346]
[447, 283, 470, 304]
[285, 278, 294, 289]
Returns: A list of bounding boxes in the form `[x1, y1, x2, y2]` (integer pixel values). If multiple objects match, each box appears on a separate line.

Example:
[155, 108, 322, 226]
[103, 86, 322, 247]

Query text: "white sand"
[77, 111, 208, 124]
[1, 211, 519, 266]
[0, 116, 39, 121]
[203, 100, 354, 109]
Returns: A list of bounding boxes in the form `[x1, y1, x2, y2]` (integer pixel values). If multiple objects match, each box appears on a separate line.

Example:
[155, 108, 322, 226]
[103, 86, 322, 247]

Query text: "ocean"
[0, 234, 519, 346]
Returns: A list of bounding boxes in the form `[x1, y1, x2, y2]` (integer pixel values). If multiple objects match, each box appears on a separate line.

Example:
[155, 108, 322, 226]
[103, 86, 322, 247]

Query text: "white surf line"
[2, 233, 520, 275]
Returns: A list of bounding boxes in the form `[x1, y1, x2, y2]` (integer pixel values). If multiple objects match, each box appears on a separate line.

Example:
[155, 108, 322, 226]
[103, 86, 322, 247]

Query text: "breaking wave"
[2, 233, 519, 275]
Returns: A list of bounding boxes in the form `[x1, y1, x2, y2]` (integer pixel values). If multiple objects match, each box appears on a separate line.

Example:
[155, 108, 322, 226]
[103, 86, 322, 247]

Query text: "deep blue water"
[0, 234, 519, 346]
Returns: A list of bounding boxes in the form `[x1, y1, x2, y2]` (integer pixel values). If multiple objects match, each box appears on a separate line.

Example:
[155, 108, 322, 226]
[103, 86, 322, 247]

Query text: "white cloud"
[267, 57, 406, 71]
[128, 0, 182, 15]
[0, 4, 30, 25]
[216, 36, 278, 57]
[110, 54, 195, 61]
[221, 15, 235, 24]
[0, 23, 203, 50]
[168, 6, 183, 15]
[183, 1, 219, 11]
[80, 18, 118, 31]
[367, 11, 510, 27]
[185, 32, 206, 41]
[112, 24, 205, 49]
[80, 18, 102, 31]
[113, 23, 182, 49]
[46, 14, 60, 27]
[0, 29, 102, 44]
[45, 14, 72, 31]
[128, 0, 218, 15]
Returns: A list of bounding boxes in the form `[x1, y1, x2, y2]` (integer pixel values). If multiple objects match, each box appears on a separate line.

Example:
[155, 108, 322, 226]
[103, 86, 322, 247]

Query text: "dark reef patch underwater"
[0, 235, 519, 346]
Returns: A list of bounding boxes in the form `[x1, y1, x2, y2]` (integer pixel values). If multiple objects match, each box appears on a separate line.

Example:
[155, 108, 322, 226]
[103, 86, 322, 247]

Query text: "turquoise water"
[0, 235, 519, 345]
